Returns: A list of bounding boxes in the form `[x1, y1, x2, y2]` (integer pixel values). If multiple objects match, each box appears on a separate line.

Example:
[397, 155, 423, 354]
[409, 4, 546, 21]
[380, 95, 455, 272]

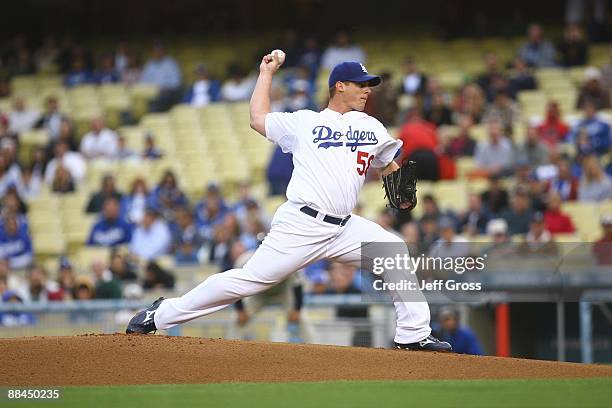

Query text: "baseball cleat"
[394, 335, 453, 352]
[126, 297, 164, 334]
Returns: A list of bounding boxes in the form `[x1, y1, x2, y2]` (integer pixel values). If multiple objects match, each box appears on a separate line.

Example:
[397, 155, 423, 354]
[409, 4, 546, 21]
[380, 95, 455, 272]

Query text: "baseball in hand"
[271, 49, 286, 66]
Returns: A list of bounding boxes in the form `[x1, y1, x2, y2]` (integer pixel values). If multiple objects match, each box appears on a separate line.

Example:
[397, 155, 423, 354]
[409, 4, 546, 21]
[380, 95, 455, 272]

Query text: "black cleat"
[394, 335, 453, 352]
[126, 297, 164, 334]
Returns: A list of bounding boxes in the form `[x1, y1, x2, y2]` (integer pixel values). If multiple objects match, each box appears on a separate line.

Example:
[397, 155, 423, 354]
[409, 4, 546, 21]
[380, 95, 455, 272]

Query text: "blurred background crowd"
[0, 0, 611, 356]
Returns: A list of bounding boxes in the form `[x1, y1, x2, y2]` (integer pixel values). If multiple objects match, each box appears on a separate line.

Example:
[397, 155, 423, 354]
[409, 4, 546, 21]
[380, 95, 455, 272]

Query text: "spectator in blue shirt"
[87, 196, 133, 247]
[149, 170, 188, 220]
[435, 307, 483, 355]
[139, 42, 182, 112]
[64, 56, 94, 87]
[0, 213, 33, 269]
[183, 64, 221, 107]
[194, 183, 229, 240]
[518, 24, 557, 67]
[93, 54, 120, 84]
[0, 290, 36, 326]
[569, 101, 611, 156]
[171, 206, 204, 264]
[141, 133, 163, 160]
[304, 259, 330, 294]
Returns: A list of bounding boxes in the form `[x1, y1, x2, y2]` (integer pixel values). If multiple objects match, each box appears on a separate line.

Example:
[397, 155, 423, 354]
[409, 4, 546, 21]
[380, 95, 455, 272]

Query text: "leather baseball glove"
[382, 160, 418, 212]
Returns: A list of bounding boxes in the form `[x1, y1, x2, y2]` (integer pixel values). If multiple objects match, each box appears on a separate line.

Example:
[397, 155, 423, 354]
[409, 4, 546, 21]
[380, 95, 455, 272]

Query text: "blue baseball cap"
[328, 62, 382, 88]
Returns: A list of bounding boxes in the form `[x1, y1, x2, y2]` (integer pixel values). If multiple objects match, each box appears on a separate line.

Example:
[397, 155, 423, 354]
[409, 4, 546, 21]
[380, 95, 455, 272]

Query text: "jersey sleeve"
[264, 112, 299, 153]
[371, 127, 403, 168]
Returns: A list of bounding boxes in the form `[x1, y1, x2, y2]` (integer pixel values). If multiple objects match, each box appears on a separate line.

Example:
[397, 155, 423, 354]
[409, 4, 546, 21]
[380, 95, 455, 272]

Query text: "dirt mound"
[1, 334, 612, 386]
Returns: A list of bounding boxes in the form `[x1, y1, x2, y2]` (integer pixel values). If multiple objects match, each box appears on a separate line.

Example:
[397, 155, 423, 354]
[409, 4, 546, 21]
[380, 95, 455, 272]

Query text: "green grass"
[5, 378, 612, 408]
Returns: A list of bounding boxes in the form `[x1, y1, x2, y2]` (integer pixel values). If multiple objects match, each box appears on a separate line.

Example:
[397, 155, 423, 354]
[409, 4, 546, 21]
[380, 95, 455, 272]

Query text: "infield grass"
[6, 378, 612, 408]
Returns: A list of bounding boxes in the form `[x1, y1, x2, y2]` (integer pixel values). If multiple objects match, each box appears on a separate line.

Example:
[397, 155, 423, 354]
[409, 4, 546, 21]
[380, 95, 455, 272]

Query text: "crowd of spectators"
[0, 22, 611, 316]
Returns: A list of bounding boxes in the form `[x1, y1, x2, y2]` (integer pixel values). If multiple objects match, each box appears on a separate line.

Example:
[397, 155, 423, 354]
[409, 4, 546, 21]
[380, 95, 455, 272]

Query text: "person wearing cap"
[428, 216, 469, 259]
[486, 218, 509, 242]
[183, 64, 221, 107]
[284, 79, 317, 112]
[482, 218, 517, 260]
[593, 214, 612, 265]
[128, 51, 453, 353]
[577, 67, 611, 110]
[521, 211, 557, 254]
[434, 307, 483, 355]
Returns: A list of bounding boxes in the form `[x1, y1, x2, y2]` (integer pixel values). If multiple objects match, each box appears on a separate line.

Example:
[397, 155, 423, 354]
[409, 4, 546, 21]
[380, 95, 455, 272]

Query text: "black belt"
[300, 206, 351, 226]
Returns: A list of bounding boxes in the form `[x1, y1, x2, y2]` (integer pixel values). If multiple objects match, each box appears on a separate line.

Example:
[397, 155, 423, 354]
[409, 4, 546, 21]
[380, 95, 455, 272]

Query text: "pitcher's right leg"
[126, 201, 336, 334]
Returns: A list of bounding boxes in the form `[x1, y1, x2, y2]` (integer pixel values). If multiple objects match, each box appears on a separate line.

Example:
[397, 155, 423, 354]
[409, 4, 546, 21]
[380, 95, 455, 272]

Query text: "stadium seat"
[75, 246, 111, 271]
[129, 84, 160, 119]
[456, 157, 476, 179]
[433, 180, 468, 213]
[33, 232, 67, 259]
[561, 202, 601, 241]
[599, 200, 612, 216]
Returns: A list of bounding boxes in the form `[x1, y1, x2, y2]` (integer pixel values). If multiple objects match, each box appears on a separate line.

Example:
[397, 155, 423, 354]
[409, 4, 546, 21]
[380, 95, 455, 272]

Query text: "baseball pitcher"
[127, 50, 452, 352]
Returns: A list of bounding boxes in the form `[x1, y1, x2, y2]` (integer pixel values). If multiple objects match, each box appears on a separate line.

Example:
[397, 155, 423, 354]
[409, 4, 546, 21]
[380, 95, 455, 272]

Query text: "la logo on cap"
[360, 63, 368, 73]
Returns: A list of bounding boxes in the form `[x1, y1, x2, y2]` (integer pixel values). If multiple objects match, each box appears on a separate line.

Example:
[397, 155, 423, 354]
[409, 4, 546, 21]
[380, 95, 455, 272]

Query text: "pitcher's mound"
[2, 334, 611, 386]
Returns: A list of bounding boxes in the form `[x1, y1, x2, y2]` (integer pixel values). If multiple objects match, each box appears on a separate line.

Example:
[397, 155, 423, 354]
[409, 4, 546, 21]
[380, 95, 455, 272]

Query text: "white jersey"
[265, 108, 402, 216]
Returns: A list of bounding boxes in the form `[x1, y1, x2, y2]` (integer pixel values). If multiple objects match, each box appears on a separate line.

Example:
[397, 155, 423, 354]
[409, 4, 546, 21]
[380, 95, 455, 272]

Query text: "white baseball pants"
[154, 201, 431, 344]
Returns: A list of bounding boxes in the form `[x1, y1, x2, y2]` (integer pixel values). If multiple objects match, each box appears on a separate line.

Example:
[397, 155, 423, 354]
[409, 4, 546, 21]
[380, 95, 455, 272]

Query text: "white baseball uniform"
[154, 108, 431, 344]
